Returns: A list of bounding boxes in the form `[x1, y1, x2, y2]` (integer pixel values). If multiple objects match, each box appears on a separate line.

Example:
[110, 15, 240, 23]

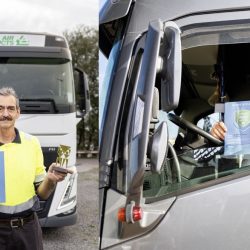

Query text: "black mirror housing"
[74, 67, 91, 117]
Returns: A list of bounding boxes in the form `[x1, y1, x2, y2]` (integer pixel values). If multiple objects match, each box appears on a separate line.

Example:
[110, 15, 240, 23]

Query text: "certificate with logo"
[224, 101, 250, 155]
[0, 151, 5, 202]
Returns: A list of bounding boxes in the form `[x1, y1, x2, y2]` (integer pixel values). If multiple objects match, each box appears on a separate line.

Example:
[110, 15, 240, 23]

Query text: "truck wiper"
[19, 98, 58, 114]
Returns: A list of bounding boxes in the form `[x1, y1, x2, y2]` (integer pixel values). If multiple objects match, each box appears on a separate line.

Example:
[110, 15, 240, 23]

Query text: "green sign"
[0, 34, 45, 47]
[0, 35, 29, 46]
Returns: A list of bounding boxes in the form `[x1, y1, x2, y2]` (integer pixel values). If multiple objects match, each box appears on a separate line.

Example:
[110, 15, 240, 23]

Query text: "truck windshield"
[0, 57, 75, 114]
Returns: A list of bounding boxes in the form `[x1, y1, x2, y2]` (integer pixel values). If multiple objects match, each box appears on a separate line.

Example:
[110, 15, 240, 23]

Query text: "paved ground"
[43, 158, 99, 250]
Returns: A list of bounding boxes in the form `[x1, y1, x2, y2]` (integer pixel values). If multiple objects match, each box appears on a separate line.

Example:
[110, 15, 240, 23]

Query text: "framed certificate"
[224, 100, 250, 156]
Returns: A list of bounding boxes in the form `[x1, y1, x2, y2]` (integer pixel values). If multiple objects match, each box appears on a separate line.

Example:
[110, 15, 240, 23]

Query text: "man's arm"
[210, 121, 227, 140]
[36, 163, 73, 200]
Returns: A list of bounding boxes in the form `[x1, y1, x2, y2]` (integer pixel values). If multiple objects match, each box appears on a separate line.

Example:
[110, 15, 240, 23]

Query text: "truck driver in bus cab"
[209, 43, 250, 141]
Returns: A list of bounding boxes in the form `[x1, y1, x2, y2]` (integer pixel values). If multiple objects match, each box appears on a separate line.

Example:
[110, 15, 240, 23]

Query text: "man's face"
[0, 95, 20, 129]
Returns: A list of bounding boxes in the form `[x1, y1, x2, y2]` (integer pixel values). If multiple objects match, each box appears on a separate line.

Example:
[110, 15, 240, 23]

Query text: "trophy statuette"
[52, 145, 72, 174]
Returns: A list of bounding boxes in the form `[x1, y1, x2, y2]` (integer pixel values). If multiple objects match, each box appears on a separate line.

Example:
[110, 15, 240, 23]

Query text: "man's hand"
[47, 163, 74, 183]
[210, 121, 227, 140]
[37, 163, 74, 200]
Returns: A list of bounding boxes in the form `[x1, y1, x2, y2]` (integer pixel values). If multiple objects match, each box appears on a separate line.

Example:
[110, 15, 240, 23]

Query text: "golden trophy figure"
[52, 145, 72, 174]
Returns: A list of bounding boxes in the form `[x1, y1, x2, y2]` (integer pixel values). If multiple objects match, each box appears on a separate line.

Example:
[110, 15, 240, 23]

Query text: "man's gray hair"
[0, 87, 19, 107]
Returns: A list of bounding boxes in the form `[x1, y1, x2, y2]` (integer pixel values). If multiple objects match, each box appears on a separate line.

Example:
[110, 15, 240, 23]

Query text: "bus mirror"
[160, 21, 182, 112]
[74, 67, 91, 117]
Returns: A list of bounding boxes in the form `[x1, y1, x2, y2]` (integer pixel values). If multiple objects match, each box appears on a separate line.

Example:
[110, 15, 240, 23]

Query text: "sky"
[0, 0, 98, 36]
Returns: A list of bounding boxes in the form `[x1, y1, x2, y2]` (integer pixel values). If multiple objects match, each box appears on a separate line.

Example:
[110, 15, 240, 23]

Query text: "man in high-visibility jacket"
[0, 87, 73, 250]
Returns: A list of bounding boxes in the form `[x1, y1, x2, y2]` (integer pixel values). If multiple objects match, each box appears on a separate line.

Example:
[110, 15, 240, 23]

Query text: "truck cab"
[100, 1, 250, 249]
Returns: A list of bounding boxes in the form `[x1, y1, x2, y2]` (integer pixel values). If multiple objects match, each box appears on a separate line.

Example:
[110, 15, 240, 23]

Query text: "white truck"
[100, 0, 250, 249]
[0, 32, 90, 227]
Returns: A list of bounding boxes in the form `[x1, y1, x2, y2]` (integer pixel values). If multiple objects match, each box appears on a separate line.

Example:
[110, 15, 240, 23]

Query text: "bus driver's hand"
[210, 121, 227, 141]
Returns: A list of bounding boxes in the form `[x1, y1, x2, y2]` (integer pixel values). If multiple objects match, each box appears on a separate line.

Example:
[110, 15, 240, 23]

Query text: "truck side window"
[143, 41, 250, 202]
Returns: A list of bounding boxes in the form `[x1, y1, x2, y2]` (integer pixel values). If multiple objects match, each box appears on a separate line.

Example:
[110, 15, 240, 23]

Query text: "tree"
[64, 26, 98, 151]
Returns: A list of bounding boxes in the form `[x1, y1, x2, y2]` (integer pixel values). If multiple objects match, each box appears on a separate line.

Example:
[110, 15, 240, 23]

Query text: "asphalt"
[43, 157, 99, 250]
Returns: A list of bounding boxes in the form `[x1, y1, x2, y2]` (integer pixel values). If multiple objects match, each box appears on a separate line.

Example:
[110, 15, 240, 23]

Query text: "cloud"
[0, 0, 98, 35]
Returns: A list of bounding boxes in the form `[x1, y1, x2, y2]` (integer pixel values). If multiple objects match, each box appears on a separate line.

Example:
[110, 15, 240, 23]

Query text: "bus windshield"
[0, 57, 75, 113]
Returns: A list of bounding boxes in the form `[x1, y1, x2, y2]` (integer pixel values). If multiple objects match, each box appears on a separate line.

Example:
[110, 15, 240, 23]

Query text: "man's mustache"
[0, 117, 12, 121]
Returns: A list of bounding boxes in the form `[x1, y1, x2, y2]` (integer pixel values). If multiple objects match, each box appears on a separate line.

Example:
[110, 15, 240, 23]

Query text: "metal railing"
[77, 150, 98, 158]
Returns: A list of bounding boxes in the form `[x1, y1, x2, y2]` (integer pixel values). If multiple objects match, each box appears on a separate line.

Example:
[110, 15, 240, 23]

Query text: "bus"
[99, 0, 250, 249]
[0, 32, 90, 227]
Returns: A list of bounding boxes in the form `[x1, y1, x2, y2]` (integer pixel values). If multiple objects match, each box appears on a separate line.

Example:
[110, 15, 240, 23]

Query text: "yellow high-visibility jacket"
[0, 129, 46, 214]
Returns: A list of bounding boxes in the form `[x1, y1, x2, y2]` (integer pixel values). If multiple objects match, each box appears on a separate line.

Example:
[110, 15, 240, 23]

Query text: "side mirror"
[74, 67, 91, 117]
[160, 21, 182, 112]
[148, 122, 168, 174]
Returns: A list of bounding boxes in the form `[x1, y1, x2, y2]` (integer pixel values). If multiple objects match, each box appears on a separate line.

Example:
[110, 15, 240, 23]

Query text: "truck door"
[100, 19, 182, 249]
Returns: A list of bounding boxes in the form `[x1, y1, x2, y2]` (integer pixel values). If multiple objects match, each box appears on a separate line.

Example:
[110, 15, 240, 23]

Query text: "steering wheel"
[168, 113, 223, 146]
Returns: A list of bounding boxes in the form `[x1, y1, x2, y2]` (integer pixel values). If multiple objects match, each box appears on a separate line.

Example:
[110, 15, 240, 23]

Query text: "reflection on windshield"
[0, 58, 74, 113]
[99, 39, 122, 138]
